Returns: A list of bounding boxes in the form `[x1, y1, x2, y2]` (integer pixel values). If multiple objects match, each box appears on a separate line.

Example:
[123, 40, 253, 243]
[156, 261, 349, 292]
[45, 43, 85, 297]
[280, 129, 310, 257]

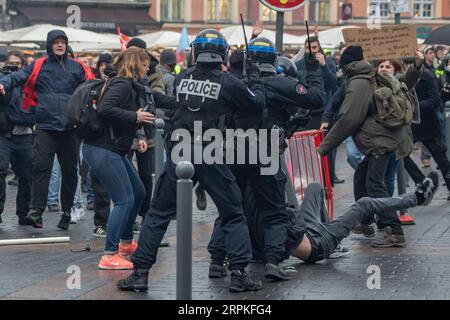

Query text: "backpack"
[353, 72, 415, 129]
[68, 79, 109, 139]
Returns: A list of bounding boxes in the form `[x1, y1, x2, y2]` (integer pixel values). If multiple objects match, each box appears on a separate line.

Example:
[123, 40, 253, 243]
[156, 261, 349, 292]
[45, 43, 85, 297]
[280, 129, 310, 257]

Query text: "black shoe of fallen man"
[415, 171, 439, 206]
[57, 212, 71, 231]
[0, 215, 2, 224]
[195, 186, 207, 211]
[229, 269, 262, 293]
[264, 263, 291, 281]
[371, 226, 405, 248]
[117, 269, 149, 292]
[24, 212, 43, 228]
[352, 223, 375, 238]
[209, 263, 227, 278]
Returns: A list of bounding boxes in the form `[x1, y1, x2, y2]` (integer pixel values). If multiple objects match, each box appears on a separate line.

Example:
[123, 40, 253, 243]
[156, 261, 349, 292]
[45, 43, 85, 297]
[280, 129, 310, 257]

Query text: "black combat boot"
[117, 269, 149, 292]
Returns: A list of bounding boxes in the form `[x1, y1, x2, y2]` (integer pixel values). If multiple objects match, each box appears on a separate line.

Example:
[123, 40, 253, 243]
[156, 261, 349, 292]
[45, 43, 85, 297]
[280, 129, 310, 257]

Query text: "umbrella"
[423, 25, 450, 45]
[0, 24, 117, 46]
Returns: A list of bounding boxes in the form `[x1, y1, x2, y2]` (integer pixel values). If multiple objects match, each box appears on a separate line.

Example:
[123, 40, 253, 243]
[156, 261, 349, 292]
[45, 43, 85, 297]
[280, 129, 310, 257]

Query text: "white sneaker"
[70, 208, 79, 224]
[75, 207, 86, 221]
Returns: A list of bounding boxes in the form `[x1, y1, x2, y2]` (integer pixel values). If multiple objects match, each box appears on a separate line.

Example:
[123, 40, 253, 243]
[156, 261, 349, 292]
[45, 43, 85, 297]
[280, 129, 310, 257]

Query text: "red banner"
[259, 0, 307, 12]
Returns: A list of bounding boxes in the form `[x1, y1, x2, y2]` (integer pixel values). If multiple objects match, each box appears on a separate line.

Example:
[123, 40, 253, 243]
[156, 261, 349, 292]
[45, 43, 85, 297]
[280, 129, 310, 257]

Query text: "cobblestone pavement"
[1, 147, 450, 300]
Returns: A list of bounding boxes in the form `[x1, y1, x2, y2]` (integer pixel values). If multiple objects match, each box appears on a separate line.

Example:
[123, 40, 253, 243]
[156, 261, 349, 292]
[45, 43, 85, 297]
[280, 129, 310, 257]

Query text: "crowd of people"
[0, 22, 447, 293]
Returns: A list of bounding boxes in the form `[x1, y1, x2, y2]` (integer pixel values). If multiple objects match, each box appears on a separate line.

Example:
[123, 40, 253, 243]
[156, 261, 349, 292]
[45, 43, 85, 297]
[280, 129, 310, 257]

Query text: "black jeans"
[0, 134, 33, 218]
[132, 153, 252, 271]
[32, 129, 78, 214]
[294, 183, 417, 262]
[91, 172, 110, 227]
[128, 147, 154, 217]
[353, 152, 403, 234]
[208, 163, 289, 265]
[404, 136, 450, 192]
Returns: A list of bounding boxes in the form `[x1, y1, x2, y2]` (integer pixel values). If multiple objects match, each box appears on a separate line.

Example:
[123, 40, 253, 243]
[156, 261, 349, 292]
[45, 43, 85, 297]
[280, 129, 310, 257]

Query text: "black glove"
[246, 62, 260, 84]
[305, 53, 320, 71]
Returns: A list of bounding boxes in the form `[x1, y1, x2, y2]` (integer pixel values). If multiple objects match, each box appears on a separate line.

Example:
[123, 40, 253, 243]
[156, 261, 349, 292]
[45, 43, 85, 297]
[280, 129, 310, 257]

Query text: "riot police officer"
[117, 29, 266, 293]
[207, 38, 325, 281]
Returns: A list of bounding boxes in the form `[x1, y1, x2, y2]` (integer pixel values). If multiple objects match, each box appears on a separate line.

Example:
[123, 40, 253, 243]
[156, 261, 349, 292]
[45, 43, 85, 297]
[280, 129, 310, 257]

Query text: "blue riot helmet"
[248, 37, 278, 74]
[192, 29, 229, 64]
[276, 56, 298, 78]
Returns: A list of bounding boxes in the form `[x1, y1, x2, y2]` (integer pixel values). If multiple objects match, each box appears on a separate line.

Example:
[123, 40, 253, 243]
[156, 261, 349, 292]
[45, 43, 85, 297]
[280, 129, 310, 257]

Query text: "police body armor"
[171, 65, 224, 142]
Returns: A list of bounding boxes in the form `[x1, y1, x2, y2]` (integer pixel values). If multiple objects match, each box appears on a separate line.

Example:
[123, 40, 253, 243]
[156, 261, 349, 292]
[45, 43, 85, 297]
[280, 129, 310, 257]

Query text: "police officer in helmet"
[277, 56, 299, 79]
[117, 29, 266, 293]
[207, 37, 324, 281]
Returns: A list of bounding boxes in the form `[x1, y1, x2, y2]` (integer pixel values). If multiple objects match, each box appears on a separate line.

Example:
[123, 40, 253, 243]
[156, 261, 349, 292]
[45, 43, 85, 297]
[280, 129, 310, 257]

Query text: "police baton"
[240, 13, 249, 78]
[305, 20, 313, 57]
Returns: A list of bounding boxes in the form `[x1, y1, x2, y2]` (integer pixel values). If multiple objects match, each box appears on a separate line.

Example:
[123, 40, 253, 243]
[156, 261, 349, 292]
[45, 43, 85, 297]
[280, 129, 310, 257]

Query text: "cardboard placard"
[342, 25, 417, 61]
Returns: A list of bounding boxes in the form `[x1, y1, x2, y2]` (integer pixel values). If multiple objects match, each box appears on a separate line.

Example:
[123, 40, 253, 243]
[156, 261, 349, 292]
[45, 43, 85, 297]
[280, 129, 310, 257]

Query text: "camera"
[0, 65, 19, 75]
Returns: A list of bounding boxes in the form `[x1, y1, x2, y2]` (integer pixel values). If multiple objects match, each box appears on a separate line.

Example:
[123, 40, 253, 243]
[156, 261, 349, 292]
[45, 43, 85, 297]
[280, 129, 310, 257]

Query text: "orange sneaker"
[119, 240, 138, 256]
[98, 254, 133, 270]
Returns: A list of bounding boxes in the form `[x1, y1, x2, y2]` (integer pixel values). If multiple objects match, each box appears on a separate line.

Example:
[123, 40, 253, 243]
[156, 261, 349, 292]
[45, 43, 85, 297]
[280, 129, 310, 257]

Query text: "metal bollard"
[154, 119, 165, 184]
[445, 102, 450, 160]
[176, 161, 194, 300]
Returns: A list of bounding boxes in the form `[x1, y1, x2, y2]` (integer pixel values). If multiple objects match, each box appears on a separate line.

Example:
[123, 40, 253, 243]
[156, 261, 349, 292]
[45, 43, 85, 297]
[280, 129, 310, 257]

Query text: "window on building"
[161, 0, 184, 22]
[413, 0, 434, 18]
[260, 4, 277, 23]
[309, 0, 330, 24]
[369, 0, 390, 18]
[207, 0, 231, 22]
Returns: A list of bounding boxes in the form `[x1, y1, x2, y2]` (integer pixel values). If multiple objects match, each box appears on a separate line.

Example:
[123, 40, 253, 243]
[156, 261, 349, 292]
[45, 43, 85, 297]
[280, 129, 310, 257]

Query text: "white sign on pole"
[389, 0, 410, 14]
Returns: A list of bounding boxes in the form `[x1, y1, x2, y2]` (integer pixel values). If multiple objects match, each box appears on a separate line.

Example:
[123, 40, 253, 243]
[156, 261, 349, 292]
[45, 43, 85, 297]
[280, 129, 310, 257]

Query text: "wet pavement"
[1, 146, 450, 300]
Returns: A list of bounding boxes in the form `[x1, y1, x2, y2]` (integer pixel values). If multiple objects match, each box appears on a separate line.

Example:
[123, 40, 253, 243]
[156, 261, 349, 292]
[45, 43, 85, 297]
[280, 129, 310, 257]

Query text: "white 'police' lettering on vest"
[178, 77, 221, 103]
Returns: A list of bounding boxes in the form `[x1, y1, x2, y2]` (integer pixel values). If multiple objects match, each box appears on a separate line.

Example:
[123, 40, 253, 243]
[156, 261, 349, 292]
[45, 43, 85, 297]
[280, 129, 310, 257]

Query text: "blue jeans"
[47, 158, 60, 206]
[83, 144, 145, 254]
[47, 158, 83, 208]
[344, 137, 364, 170]
[86, 169, 94, 204]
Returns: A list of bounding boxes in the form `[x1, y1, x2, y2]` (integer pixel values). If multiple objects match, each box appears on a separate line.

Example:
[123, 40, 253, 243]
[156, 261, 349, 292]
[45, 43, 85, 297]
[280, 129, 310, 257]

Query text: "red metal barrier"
[284, 129, 334, 220]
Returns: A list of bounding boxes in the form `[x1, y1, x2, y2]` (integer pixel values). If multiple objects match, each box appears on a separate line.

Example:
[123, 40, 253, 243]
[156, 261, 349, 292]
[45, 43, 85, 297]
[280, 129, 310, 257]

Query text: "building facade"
[149, 0, 450, 37]
[0, 0, 160, 34]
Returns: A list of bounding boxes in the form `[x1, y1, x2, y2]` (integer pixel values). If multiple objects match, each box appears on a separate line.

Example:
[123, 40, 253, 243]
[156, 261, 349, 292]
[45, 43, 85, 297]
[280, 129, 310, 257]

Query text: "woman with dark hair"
[82, 48, 157, 270]
[375, 56, 423, 200]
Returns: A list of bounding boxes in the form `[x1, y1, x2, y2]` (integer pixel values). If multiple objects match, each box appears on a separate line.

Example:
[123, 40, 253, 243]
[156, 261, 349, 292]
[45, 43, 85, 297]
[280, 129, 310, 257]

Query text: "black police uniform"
[207, 39, 325, 273]
[124, 30, 266, 292]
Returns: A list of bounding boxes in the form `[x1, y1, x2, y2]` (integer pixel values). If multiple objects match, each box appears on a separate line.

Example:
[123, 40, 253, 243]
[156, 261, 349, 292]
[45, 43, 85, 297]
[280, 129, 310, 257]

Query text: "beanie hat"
[160, 49, 177, 65]
[339, 45, 364, 67]
[96, 51, 113, 70]
[127, 38, 147, 49]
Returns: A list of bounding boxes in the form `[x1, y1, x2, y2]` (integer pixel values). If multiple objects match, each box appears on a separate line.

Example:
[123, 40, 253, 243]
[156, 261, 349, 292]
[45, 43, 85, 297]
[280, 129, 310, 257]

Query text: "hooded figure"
[0, 29, 96, 231]
[95, 51, 114, 78]
[0, 29, 94, 131]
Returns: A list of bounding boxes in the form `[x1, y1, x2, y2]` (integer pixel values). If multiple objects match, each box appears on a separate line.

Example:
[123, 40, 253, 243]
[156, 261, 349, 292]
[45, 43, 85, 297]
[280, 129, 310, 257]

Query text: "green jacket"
[147, 65, 165, 94]
[318, 60, 415, 159]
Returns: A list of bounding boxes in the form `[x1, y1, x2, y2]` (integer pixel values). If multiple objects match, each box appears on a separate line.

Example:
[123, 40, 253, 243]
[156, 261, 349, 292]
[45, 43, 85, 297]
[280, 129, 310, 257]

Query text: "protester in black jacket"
[0, 52, 34, 225]
[82, 48, 163, 270]
[404, 67, 450, 199]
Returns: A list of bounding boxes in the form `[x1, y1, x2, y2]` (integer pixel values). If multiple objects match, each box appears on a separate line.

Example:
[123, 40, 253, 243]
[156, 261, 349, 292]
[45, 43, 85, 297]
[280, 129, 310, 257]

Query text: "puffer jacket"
[0, 30, 89, 131]
[318, 60, 413, 159]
